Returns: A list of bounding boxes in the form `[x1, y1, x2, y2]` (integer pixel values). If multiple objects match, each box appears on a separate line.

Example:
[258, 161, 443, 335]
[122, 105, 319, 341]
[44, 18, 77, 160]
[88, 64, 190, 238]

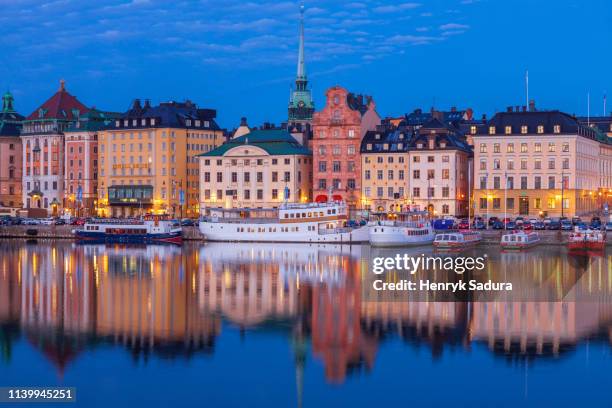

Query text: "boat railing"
[319, 227, 352, 235]
[202, 216, 279, 224]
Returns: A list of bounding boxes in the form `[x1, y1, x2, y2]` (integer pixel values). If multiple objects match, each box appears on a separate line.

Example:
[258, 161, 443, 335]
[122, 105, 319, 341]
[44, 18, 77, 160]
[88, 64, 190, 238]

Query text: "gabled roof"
[198, 129, 311, 157]
[25, 80, 89, 121]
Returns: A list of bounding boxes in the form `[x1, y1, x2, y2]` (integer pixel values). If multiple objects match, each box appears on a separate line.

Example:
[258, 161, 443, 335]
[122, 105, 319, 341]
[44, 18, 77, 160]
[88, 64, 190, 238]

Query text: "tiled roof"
[25, 81, 89, 121]
[198, 129, 311, 157]
[65, 109, 122, 132]
[360, 129, 412, 153]
[404, 108, 467, 126]
[120, 100, 220, 130]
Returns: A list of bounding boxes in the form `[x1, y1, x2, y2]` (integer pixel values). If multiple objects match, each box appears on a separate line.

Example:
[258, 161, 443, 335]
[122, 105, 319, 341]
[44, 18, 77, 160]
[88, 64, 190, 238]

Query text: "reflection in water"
[1, 241, 612, 404]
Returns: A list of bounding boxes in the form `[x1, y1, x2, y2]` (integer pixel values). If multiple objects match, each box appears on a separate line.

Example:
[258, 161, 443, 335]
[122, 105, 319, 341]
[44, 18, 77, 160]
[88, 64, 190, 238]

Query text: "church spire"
[295, 3, 307, 91]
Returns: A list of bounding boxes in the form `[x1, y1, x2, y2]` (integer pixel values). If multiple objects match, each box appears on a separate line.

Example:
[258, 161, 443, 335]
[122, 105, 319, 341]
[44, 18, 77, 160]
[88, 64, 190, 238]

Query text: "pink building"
[0, 91, 23, 210]
[312, 86, 380, 208]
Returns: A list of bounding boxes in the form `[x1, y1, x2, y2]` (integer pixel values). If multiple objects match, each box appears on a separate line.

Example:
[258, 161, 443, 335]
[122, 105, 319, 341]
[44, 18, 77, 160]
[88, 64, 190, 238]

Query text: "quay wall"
[0, 226, 610, 246]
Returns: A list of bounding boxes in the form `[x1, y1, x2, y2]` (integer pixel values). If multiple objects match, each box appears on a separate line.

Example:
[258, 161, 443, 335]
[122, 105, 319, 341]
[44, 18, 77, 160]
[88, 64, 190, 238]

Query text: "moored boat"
[500, 231, 540, 250]
[73, 214, 182, 244]
[568, 228, 606, 251]
[433, 231, 482, 249]
[198, 201, 369, 243]
[369, 212, 434, 247]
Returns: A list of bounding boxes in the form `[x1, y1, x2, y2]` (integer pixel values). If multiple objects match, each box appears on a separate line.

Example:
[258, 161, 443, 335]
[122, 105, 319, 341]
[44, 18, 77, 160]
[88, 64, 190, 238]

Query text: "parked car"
[561, 220, 573, 231]
[433, 219, 455, 230]
[515, 216, 525, 226]
[54, 218, 66, 225]
[491, 221, 504, 229]
[473, 221, 486, 230]
[571, 216, 582, 225]
[590, 216, 602, 229]
[543, 217, 552, 225]
[505, 221, 517, 230]
[180, 218, 195, 226]
[40, 218, 54, 225]
[457, 219, 470, 229]
[547, 221, 561, 230]
[521, 221, 533, 231]
[22, 218, 40, 225]
[606, 222, 612, 231]
[488, 216, 500, 226]
[533, 221, 546, 230]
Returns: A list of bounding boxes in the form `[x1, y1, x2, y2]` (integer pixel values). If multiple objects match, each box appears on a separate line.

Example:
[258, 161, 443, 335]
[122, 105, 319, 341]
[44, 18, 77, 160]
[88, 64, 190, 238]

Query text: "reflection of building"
[0, 91, 24, 209]
[98, 99, 223, 217]
[198, 129, 312, 209]
[473, 103, 612, 218]
[63, 109, 120, 217]
[312, 86, 380, 208]
[21, 80, 89, 216]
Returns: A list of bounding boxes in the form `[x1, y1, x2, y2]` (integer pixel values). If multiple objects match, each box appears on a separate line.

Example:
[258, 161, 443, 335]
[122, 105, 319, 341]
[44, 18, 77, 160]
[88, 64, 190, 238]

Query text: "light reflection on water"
[0, 240, 611, 407]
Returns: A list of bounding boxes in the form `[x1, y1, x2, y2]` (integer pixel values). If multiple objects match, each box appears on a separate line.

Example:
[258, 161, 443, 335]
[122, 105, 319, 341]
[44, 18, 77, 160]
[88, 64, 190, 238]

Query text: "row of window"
[364, 155, 450, 164]
[480, 158, 570, 171]
[203, 188, 290, 201]
[479, 197, 570, 210]
[317, 145, 357, 155]
[479, 175, 569, 190]
[316, 129, 356, 138]
[317, 179, 356, 190]
[476, 124, 562, 135]
[202, 158, 302, 166]
[203, 171, 295, 183]
[318, 161, 356, 173]
[479, 141, 570, 153]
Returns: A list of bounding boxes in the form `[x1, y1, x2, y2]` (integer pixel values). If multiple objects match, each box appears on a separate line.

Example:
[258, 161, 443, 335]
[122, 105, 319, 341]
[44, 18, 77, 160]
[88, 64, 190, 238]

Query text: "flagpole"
[504, 172, 507, 230]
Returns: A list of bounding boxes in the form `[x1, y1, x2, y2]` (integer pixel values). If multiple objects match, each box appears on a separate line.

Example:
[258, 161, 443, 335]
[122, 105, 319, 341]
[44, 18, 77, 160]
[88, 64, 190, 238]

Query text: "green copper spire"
[2, 91, 15, 112]
[288, 2, 314, 124]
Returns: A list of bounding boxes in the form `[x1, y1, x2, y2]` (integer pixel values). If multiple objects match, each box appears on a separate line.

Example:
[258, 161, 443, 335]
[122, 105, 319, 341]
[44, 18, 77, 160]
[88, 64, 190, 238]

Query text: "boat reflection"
[1, 241, 612, 387]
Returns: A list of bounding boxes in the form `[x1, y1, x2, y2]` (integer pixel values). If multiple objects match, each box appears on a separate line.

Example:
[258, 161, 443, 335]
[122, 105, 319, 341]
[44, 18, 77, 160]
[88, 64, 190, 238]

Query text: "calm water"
[1, 240, 611, 407]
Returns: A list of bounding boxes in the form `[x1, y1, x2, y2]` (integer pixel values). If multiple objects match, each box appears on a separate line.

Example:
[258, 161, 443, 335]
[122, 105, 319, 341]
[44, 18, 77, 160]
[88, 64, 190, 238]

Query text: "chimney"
[450, 106, 457, 112]
[522, 105, 526, 112]
[529, 99, 536, 112]
[482, 114, 487, 121]
[515, 105, 520, 112]
[133, 99, 142, 110]
[144, 99, 151, 109]
[507, 106, 513, 113]
[240, 117, 248, 126]
[466, 108, 473, 120]
[415, 108, 422, 115]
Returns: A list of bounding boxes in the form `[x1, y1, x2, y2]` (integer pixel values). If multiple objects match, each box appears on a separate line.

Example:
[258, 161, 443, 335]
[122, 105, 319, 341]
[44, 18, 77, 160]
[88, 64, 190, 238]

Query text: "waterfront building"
[408, 118, 472, 216]
[197, 129, 312, 210]
[0, 91, 23, 210]
[21, 80, 89, 216]
[287, 5, 315, 138]
[312, 86, 380, 208]
[98, 99, 223, 218]
[63, 109, 120, 217]
[473, 103, 612, 218]
[360, 125, 411, 213]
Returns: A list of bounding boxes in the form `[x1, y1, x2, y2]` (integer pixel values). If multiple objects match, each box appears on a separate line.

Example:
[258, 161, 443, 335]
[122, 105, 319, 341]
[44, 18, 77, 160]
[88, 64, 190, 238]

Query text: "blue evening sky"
[1, 0, 610, 128]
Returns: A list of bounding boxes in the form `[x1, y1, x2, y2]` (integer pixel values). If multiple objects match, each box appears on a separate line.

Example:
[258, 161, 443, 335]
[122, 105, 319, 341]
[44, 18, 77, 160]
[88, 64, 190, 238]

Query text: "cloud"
[439, 23, 470, 30]
[386, 34, 440, 45]
[373, 2, 421, 13]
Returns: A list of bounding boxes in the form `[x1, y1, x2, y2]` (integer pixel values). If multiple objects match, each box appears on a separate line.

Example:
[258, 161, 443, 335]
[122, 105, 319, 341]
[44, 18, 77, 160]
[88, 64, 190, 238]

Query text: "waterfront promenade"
[0, 225, 610, 245]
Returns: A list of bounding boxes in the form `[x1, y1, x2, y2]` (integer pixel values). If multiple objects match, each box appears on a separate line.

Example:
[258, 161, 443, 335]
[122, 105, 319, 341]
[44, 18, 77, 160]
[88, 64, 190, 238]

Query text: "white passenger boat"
[369, 212, 435, 247]
[500, 231, 540, 250]
[73, 214, 182, 244]
[433, 231, 482, 249]
[198, 201, 369, 243]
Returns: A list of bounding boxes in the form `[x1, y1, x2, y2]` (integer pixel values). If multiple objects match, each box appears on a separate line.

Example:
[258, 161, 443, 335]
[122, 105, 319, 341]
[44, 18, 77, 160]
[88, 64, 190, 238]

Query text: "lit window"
[470, 125, 477, 134]
[507, 143, 514, 153]
[553, 125, 561, 133]
[521, 125, 528, 134]
[537, 125, 544, 134]
[505, 126, 512, 134]
[479, 143, 487, 153]
[489, 126, 496, 135]
[521, 143, 527, 152]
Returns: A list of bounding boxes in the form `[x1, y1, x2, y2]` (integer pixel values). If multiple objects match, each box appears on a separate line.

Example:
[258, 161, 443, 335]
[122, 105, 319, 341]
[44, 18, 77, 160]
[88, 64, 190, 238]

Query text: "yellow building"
[98, 100, 223, 217]
[472, 106, 612, 218]
[198, 129, 312, 210]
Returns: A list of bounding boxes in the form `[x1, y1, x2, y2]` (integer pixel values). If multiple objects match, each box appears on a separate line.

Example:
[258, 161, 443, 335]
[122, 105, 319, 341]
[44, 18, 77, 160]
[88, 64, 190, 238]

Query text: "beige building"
[198, 129, 312, 210]
[473, 106, 612, 218]
[98, 100, 223, 218]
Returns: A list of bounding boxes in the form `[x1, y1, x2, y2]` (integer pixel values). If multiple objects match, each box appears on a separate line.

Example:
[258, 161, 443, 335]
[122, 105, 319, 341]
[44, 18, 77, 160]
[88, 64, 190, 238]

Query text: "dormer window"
[375, 134, 380, 140]
[521, 125, 528, 134]
[505, 126, 512, 134]
[399, 133, 404, 139]
[141, 119, 146, 126]
[417, 143, 423, 149]
[470, 125, 477, 134]
[537, 125, 544, 134]
[553, 125, 561, 133]
[440, 142, 446, 148]
[367, 144, 372, 150]
[132, 119, 137, 126]
[398, 143, 403, 149]
[151, 118, 156, 126]
[123, 120, 128, 126]
[383, 143, 389, 150]
[195, 120, 201, 127]
[186, 120, 191, 126]
[489, 126, 496, 135]
[115, 120, 120, 127]
[204, 121, 209, 128]
[38, 108, 46, 118]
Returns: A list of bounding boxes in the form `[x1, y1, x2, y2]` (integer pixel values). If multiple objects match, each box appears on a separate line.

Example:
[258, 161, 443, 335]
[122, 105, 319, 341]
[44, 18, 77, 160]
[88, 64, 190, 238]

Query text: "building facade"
[360, 126, 411, 213]
[473, 106, 612, 218]
[287, 4, 314, 129]
[312, 86, 380, 208]
[0, 91, 23, 210]
[407, 118, 471, 217]
[198, 129, 312, 210]
[21, 80, 89, 216]
[98, 99, 223, 218]
[64, 109, 120, 217]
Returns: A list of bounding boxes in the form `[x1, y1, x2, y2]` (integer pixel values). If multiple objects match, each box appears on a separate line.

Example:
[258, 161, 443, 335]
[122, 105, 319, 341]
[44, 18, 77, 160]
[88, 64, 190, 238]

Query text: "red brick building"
[312, 86, 380, 209]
